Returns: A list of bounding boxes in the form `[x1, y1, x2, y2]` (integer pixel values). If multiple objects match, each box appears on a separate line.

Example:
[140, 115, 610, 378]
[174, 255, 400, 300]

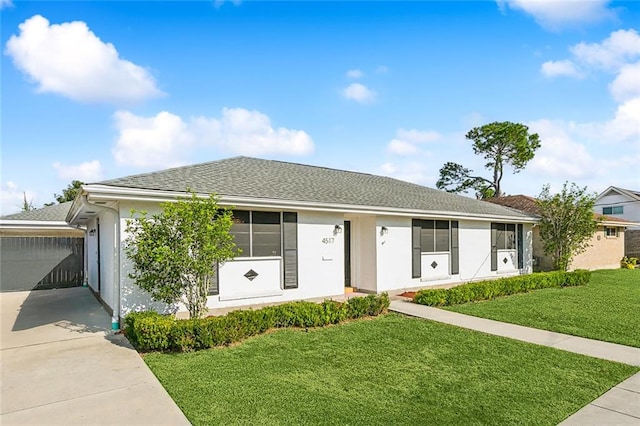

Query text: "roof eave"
[80, 185, 539, 223]
[0, 220, 85, 230]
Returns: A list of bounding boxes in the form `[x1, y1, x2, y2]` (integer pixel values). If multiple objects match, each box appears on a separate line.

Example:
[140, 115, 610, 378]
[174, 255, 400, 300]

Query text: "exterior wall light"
[380, 226, 389, 236]
[334, 224, 343, 234]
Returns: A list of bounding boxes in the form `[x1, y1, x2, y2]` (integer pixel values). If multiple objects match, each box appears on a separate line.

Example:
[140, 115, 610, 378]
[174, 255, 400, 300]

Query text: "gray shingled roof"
[1, 202, 73, 221]
[97, 157, 534, 219]
[610, 186, 640, 201]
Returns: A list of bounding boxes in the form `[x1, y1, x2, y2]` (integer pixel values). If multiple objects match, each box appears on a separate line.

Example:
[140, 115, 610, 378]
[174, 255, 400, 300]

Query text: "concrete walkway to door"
[0, 287, 190, 425]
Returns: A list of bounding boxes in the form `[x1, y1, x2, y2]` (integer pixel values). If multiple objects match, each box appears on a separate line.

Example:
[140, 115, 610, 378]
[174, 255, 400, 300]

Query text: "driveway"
[0, 287, 190, 425]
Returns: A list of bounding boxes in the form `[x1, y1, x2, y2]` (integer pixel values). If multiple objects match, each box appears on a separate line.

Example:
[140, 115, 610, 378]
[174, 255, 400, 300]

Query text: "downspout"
[80, 195, 121, 330]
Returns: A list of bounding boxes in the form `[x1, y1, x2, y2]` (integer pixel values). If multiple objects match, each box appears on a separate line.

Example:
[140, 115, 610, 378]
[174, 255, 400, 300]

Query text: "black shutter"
[412, 219, 422, 278]
[450, 221, 459, 275]
[283, 212, 298, 289]
[491, 223, 498, 271]
[209, 263, 219, 295]
[517, 224, 524, 269]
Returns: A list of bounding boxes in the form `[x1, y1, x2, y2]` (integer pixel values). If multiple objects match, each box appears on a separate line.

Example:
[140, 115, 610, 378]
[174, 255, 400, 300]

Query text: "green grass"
[447, 269, 640, 347]
[145, 313, 637, 426]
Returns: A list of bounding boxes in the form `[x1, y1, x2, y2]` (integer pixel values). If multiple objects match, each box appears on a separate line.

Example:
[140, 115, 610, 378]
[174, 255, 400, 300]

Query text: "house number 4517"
[322, 238, 335, 244]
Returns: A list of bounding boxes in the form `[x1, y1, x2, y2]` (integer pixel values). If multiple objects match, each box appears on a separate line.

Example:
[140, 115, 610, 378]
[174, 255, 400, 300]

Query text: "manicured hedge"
[124, 293, 390, 352]
[413, 270, 591, 307]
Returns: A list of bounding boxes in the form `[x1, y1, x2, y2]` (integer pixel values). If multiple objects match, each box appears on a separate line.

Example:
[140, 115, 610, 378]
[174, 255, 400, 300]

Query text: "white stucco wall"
[373, 218, 533, 292]
[86, 217, 99, 294]
[204, 210, 345, 310]
[98, 211, 116, 312]
[115, 202, 345, 314]
[91, 198, 534, 316]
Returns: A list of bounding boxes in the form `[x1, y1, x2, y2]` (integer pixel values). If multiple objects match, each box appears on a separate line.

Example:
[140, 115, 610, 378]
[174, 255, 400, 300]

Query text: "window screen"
[251, 211, 281, 257]
[230, 210, 250, 257]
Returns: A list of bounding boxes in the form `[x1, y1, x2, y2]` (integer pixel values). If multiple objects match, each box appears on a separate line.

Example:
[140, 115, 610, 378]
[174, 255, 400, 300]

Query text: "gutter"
[81, 184, 539, 224]
[79, 194, 121, 330]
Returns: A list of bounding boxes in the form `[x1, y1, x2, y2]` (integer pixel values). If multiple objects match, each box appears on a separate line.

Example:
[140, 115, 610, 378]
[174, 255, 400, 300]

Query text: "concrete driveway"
[0, 287, 190, 425]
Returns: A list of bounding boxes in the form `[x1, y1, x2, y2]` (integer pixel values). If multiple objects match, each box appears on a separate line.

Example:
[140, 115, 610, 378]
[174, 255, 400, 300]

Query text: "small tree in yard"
[125, 192, 237, 319]
[537, 182, 599, 272]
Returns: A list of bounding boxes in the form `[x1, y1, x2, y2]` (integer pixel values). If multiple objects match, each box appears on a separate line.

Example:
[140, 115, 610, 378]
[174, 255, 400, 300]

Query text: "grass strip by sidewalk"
[447, 269, 640, 348]
[145, 313, 637, 426]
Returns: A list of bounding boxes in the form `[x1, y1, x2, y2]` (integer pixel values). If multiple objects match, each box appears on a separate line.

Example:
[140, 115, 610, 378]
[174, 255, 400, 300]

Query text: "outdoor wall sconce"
[89, 229, 96, 236]
[380, 226, 389, 236]
[334, 224, 343, 234]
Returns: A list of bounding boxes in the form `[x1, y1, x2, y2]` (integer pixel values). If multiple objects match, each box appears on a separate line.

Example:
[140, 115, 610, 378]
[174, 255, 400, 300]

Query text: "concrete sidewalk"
[0, 288, 190, 425]
[390, 300, 640, 425]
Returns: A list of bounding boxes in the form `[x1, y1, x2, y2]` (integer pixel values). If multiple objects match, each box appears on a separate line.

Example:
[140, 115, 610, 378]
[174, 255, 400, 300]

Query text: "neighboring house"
[595, 186, 640, 258]
[65, 156, 537, 326]
[0, 202, 85, 292]
[486, 195, 631, 272]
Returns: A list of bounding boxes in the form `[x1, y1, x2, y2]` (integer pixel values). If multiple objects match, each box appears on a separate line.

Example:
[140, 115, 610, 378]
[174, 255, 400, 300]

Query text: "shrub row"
[124, 293, 390, 352]
[413, 270, 591, 307]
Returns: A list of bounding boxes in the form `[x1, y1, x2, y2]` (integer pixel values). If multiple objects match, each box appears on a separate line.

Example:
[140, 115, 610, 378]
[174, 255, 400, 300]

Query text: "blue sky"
[2, 0, 639, 214]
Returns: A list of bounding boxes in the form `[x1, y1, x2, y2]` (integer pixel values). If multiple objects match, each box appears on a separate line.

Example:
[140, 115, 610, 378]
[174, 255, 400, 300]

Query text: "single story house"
[595, 186, 640, 258]
[65, 157, 537, 328]
[0, 202, 85, 292]
[486, 195, 631, 271]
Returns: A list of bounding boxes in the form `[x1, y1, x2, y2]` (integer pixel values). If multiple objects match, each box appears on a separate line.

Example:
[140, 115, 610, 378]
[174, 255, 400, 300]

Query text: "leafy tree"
[537, 182, 599, 271]
[21, 192, 35, 211]
[436, 121, 541, 198]
[44, 180, 84, 206]
[125, 192, 237, 319]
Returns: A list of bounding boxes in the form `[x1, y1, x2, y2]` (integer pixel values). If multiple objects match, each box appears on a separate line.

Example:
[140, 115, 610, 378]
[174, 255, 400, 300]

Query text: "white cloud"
[541, 59, 584, 78]
[528, 119, 595, 179]
[379, 161, 432, 185]
[4, 15, 163, 104]
[342, 83, 376, 104]
[346, 69, 363, 79]
[609, 62, 640, 103]
[1, 181, 36, 215]
[396, 128, 441, 144]
[113, 111, 195, 168]
[598, 97, 640, 142]
[571, 29, 640, 71]
[388, 140, 421, 156]
[53, 160, 104, 182]
[113, 108, 314, 168]
[497, 0, 616, 30]
[193, 107, 315, 156]
[539, 30, 640, 145]
[386, 128, 440, 156]
[0, 0, 14, 10]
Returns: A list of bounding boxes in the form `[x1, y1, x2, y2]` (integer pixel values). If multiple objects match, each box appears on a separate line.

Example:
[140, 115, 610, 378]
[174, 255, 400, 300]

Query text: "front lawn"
[145, 313, 637, 425]
[447, 269, 640, 347]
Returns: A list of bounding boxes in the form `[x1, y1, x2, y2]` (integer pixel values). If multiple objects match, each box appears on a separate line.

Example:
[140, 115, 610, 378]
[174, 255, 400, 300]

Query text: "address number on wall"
[322, 238, 335, 244]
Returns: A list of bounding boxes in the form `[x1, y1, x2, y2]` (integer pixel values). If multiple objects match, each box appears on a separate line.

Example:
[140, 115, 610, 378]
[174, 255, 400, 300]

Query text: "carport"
[0, 202, 85, 292]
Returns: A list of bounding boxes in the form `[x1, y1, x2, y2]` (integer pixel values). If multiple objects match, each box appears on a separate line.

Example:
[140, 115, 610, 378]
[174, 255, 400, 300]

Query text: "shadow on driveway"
[1, 287, 111, 350]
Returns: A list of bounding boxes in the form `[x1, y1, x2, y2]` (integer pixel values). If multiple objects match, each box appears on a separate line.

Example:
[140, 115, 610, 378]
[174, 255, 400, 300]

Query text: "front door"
[344, 220, 351, 287]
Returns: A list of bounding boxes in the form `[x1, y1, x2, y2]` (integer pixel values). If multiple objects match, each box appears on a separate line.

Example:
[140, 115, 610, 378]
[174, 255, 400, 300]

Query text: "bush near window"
[413, 270, 590, 307]
[124, 293, 390, 352]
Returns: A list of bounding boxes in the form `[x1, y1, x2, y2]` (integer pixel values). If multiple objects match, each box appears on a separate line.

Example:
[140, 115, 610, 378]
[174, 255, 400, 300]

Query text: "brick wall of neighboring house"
[533, 226, 625, 271]
[625, 229, 640, 258]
